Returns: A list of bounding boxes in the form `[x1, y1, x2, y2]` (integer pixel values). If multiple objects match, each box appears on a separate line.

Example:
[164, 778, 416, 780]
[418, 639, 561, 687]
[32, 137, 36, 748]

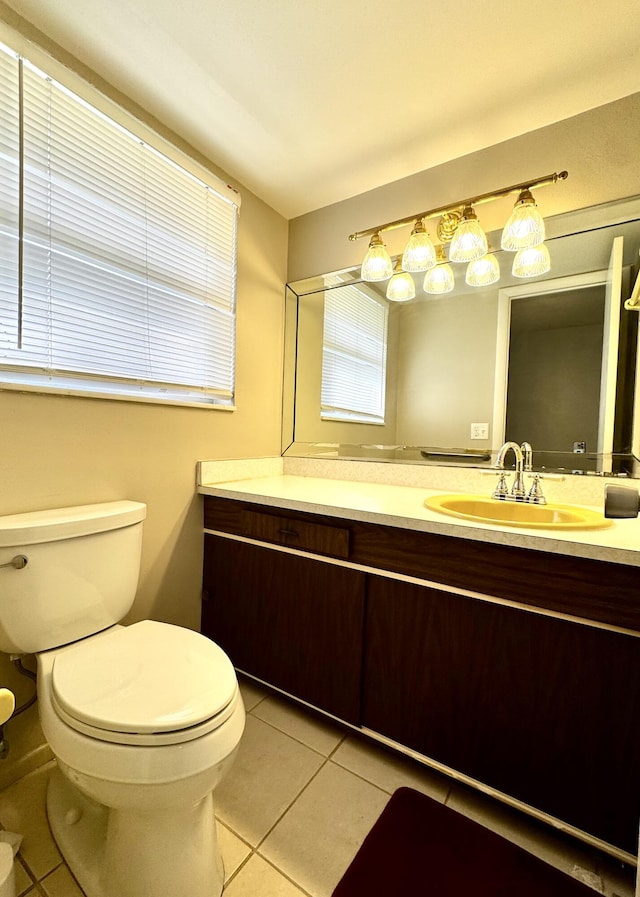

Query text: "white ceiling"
[4, 0, 640, 218]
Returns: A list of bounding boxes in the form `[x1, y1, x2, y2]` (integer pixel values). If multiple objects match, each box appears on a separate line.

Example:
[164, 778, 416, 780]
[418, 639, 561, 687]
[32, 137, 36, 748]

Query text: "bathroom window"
[321, 278, 388, 423]
[0, 41, 239, 408]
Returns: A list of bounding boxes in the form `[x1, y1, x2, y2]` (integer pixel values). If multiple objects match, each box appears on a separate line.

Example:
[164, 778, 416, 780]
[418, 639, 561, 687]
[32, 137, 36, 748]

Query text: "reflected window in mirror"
[321, 278, 388, 424]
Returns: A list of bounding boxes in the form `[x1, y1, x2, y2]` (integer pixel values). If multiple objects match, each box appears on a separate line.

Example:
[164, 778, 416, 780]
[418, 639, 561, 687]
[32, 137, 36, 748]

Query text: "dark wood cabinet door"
[202, 534, 365, 724]
[363, 575, 640, 855]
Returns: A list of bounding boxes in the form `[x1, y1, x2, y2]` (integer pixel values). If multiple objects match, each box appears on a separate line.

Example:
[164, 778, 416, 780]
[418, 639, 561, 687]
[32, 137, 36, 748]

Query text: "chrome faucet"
[492, 441, 546, 504]
[493, 441, 526, 499]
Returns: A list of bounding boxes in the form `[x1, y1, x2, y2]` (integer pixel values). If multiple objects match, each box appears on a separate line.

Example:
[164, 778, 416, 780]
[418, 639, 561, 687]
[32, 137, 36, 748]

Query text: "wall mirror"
[283, 197, 640, 477]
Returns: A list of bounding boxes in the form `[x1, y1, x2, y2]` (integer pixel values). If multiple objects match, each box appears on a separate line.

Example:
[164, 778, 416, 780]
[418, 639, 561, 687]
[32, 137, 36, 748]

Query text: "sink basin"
[424, 494, 612, 530]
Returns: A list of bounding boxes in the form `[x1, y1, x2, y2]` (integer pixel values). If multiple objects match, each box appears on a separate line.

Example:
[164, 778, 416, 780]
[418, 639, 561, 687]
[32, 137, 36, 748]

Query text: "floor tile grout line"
[16, 855, 65, 892]
[327, 755, 413, 800]
[215, 747, 391, 864]
[224, 845, 317, 897]
[238, 707, 457, 851]
[15, 855, 38, 890]
[247, 704, 349, 760]
[252, 752, 335, 852]
[215, 738, 340, 891]
[215, 737, 351, 888]
[247, 754, 395, 895]
[326, 733, 349, 760]
[254, 850, 317, 897]
[244, 690, 454, 810]
[247, 703, 454, 801]
[222, 846, 254, 891]
[48, 859, 86, 896]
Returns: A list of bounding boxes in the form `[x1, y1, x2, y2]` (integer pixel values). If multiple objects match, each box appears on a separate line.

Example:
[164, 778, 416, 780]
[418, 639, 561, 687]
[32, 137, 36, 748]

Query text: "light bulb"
[361, 233, 393, 282]
[401, 220, 436, 272]
[512, 243, 551, 278]
[501, 189, 545, 251]
[465, 253, 500, 287]
[449, 206, 488, 263]
[423, 263, 454, 294]
[386, 272, 416, 302]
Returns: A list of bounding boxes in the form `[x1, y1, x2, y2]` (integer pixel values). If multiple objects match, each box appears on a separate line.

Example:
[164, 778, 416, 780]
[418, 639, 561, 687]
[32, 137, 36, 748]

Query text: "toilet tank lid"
[0, 501, 146, 547]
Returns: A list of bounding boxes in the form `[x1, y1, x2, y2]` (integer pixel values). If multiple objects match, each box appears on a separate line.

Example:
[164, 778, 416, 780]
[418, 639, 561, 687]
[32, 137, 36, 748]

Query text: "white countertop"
[198, 469, 640, 568]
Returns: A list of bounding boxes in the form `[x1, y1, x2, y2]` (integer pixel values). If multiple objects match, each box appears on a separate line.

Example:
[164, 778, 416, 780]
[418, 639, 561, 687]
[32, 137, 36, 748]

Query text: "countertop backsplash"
[197, 455, 626, 509]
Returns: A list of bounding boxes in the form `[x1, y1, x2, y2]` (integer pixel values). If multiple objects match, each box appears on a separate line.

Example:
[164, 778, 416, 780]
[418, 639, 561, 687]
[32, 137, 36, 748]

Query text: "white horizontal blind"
[0, 45, 238, 406]
[0, 46, 19, 342]
[321, 278, 388, 423]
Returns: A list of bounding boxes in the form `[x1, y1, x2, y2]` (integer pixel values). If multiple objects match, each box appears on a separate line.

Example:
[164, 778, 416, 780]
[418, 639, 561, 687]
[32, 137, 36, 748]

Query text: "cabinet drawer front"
[239, 509, 350, 558]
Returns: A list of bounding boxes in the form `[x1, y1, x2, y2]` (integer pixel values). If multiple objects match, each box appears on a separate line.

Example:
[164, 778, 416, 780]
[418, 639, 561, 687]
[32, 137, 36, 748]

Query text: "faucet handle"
[527, 474, 546, 505]
[492, 472, 510, 499]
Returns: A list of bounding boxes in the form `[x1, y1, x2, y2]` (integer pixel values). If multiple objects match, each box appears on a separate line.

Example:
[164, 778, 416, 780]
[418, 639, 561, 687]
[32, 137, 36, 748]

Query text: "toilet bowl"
[0, 502, 245, 897]
[38, 622, 245, 897]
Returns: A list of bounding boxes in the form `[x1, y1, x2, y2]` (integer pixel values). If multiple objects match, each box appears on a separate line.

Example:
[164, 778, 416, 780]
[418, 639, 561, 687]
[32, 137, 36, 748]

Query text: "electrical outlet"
[470, 422, 489, 440]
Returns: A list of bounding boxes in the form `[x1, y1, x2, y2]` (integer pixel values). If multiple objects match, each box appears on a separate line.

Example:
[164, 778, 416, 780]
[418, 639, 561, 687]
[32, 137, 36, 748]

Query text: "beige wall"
[0, 8, 288, 783]
[288, 93, 640, 281]
[1, 185, 287, 631]
[395, 292, 498, 448]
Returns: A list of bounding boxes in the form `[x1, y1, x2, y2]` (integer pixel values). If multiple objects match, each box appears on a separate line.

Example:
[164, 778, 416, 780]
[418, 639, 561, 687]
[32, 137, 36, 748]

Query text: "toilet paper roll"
[0, 833, 22, 858]
[604, 483, 640, 519]
[0, 691, 14, 727]
[0, 842, 15, 897]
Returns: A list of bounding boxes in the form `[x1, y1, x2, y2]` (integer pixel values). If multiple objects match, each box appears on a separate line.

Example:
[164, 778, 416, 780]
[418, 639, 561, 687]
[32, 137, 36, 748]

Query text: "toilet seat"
[51, 620, 239, 746]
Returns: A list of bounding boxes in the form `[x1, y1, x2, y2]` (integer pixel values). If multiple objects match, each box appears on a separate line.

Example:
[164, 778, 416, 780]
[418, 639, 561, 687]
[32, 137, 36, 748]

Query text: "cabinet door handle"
[278, 528, 299, 539]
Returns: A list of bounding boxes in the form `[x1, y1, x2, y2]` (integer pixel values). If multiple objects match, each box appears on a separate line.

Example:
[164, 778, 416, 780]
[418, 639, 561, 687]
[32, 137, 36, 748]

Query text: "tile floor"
[0, 675, 635, 896]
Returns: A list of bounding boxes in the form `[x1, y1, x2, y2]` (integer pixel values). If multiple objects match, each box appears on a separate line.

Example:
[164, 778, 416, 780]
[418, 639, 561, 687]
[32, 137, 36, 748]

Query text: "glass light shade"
[361, 233, 393, 281]
[501, 190, 545, 250]
[465, 252, 500, 287]
[401, 221, 436, 272]
[449, 206, 488, 263]
[512, 243, 551, 278]
[386, 272, 416, 302]
[423, 263, 455, 294]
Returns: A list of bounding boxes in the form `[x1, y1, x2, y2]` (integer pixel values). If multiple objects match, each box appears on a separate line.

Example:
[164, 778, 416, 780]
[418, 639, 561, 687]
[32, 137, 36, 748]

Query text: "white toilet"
[0, 500, 245, 897]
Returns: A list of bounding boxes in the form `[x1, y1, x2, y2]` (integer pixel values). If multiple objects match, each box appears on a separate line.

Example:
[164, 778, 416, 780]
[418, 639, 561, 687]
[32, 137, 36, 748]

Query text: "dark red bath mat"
[332, 787, 599, 897]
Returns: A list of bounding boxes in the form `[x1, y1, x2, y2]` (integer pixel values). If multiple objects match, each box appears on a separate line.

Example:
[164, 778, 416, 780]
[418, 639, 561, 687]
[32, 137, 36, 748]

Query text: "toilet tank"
[0, 501, 146, 654]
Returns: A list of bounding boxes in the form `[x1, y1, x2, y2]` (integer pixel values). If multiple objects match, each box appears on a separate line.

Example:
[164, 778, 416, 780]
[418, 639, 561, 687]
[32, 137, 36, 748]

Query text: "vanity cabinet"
[202, 495, 640, 857]
[202, 533, 365, 724]
[363, 575, 640, 854]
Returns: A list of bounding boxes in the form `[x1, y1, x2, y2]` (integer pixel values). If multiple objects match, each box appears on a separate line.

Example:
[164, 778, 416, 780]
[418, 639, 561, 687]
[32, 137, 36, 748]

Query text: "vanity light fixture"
[512, 243, 551, 278]
[386, 270, 416, 301]
[423, 248, 455, 294]
[350, 170, 567, 287]
[465, 252, 500, 287]
[361, 233, 393, 282]
[448, 206, 488, 263]
[401, 220, 437, 272]
[501, 189, 546, 250]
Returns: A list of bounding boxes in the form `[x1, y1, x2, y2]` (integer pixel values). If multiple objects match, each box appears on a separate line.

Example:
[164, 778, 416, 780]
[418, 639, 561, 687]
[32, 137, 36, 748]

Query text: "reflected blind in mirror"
[321, 278, 388, 423]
